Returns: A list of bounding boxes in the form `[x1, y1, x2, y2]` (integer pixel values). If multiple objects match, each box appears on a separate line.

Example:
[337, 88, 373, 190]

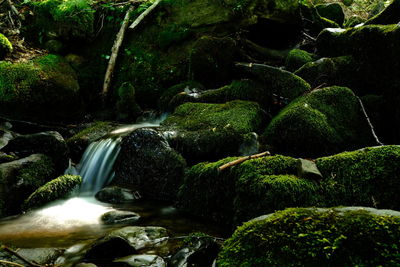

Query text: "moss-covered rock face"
[365, 0, 400, 25]
[236, 63, 311, 101]
[0, 154, 55, 217]
[316, 3, 345, 26]
[178, 154, 321, 225]
[166, 79, 270, 112]
[218, 207, 400, 267]
[162, 100, 266, 163]
[264, 86, 373, 158]
[0, 54, 82, 122]
[23, 0, 95, 42]
[285, 49, 317, 72]
[316, 145, 400, 210]
[299, 2, 339, 35]
[0, 34, 12, 59]
[24, 174, 82, 210]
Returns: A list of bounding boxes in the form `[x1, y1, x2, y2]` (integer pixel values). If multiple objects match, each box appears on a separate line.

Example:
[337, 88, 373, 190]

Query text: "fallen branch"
[0, 259, 25, 267]
[356, 96, 384, 146]
[1, 245, 42, 267]
[102, 5, 135, 102]
[128, 0, 162, 30]
[218, 151, 271, 171]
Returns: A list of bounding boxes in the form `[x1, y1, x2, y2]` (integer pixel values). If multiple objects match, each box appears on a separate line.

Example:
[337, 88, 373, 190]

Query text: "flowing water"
[0, 117, 224, 249]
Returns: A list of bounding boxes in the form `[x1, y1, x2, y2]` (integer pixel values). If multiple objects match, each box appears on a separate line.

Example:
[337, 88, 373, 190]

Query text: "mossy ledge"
[218, 207, 400, 266]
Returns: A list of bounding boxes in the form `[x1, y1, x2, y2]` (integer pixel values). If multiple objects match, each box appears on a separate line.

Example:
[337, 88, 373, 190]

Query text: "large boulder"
[23, 174, 82, 210]
[0, 154, 55, 217]
[178, 154, 321, 226]
[316, 145, 400, 210]
[161, 100, 266, 163]
[264, 86, 374, 158]
[4, 131, 69, 172]
[218, 207, 400, 266]
[114, 128, 186, 201]
[0, 54, 82, 122]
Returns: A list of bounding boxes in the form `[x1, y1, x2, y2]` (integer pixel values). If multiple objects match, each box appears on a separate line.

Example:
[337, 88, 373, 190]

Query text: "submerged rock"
[114, 128, 186, 201]
[218, 207, 400, 266]
[23, 174, 82, 210]
[0, 154, 55, 217]
[162, 100, 266, 163]
[101, 210, 140, 225]
[114, 254, 166, 267]
[95, 186, 140, 204]
[264, 86, 374, 158]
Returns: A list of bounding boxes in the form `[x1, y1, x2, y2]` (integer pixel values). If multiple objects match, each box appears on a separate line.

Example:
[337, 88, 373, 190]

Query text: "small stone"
[297, 158, 323, 180]
[101, 210, 140, 225]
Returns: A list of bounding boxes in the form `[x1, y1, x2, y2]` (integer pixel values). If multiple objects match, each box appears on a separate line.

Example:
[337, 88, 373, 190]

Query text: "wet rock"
[296, 158, 322, 180]
[169, 234, 220, 267]
[95, 186, 140, 204]
[114, 254, 166, 267]
[4, 131, 69, 172]
[17, 248, 64, 265]
[0, 154, 55, 217]
[75, 263, 98, 267]
[84, 236, 137, 263]
[218, 207, 400, 266]
[24, 174, 82, 210]
[101, 210, 140, 225]
[114, 128, 186, 201]
[108, 226, 168, 250]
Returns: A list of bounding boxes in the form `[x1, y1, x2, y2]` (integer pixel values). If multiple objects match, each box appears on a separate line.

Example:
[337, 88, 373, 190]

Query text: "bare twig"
[128, 0, 161, 30]
[111, 0, 144, 6]
[218, 151, 271, 171]
[356, 96, 384, 146]
[0, 259, 25, 267]
[102, 5, 135, 102]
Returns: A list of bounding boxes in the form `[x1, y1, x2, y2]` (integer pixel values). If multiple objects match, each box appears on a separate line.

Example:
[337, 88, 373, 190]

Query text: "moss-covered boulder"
[218, 207, 400, 266]
[366, 0, 400, 25]
[162, 100, 266, 163]
[24, 174, 82, 210]
[178, 154, 321, 225]
[316, 3, 345, 26]
[0, 34, 12, 59]
[166, 79, 270, 112]
[0, 154, 55, 217]
[115, 82, 142, 121]
[114, 128, 186, 201]
[264, 86, 374, 158]
[316, 145, 400, 210]
[0, 54, 82, 122]
[23, 0, 95, 42]
[236, 63, 311, 101]
[299, 2, 340, 35]
[285, 49, 317, 72]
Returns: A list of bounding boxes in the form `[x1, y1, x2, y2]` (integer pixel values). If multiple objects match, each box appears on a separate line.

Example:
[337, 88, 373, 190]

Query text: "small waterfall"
[75, 137, 122, 194]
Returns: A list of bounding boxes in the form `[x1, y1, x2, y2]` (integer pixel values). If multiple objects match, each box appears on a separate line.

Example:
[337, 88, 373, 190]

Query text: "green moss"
[179, 154, 322, 225]
[316, 145, 400, 210]
[218, 207, 400, 266]
[17, 155, 55, 189]
[264, 86, 373, 158]
[316, 3, 345, 25]
[0, 34, 12, 59]
[158, 23, 191, 49]
[163, 100, 264, 133]
[300, 3, 340, 35]
[25, 0, 95, 41]
[285, 49, 316, 72]
[366, 0, 400, 25]
[0, 54, 81, 122]
[24, 174, 82, 210]
[67, 121, 112, 145]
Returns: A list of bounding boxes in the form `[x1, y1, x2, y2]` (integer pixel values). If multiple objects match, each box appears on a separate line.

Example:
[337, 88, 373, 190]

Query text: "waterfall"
[73, 137, 122, 194]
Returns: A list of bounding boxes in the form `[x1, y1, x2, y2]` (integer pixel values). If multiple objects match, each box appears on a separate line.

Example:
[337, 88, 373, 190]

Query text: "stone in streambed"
[101, 210, 140, 225]
[114, 254, 166, 267]
[96, 186, 140, 204]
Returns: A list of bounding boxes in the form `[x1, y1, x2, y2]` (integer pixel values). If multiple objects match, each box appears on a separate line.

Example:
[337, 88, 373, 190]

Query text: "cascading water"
[67, 137, 122, 195]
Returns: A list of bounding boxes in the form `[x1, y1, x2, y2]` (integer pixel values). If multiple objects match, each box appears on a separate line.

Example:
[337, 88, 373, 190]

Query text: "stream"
[0, 119, 225, 256]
